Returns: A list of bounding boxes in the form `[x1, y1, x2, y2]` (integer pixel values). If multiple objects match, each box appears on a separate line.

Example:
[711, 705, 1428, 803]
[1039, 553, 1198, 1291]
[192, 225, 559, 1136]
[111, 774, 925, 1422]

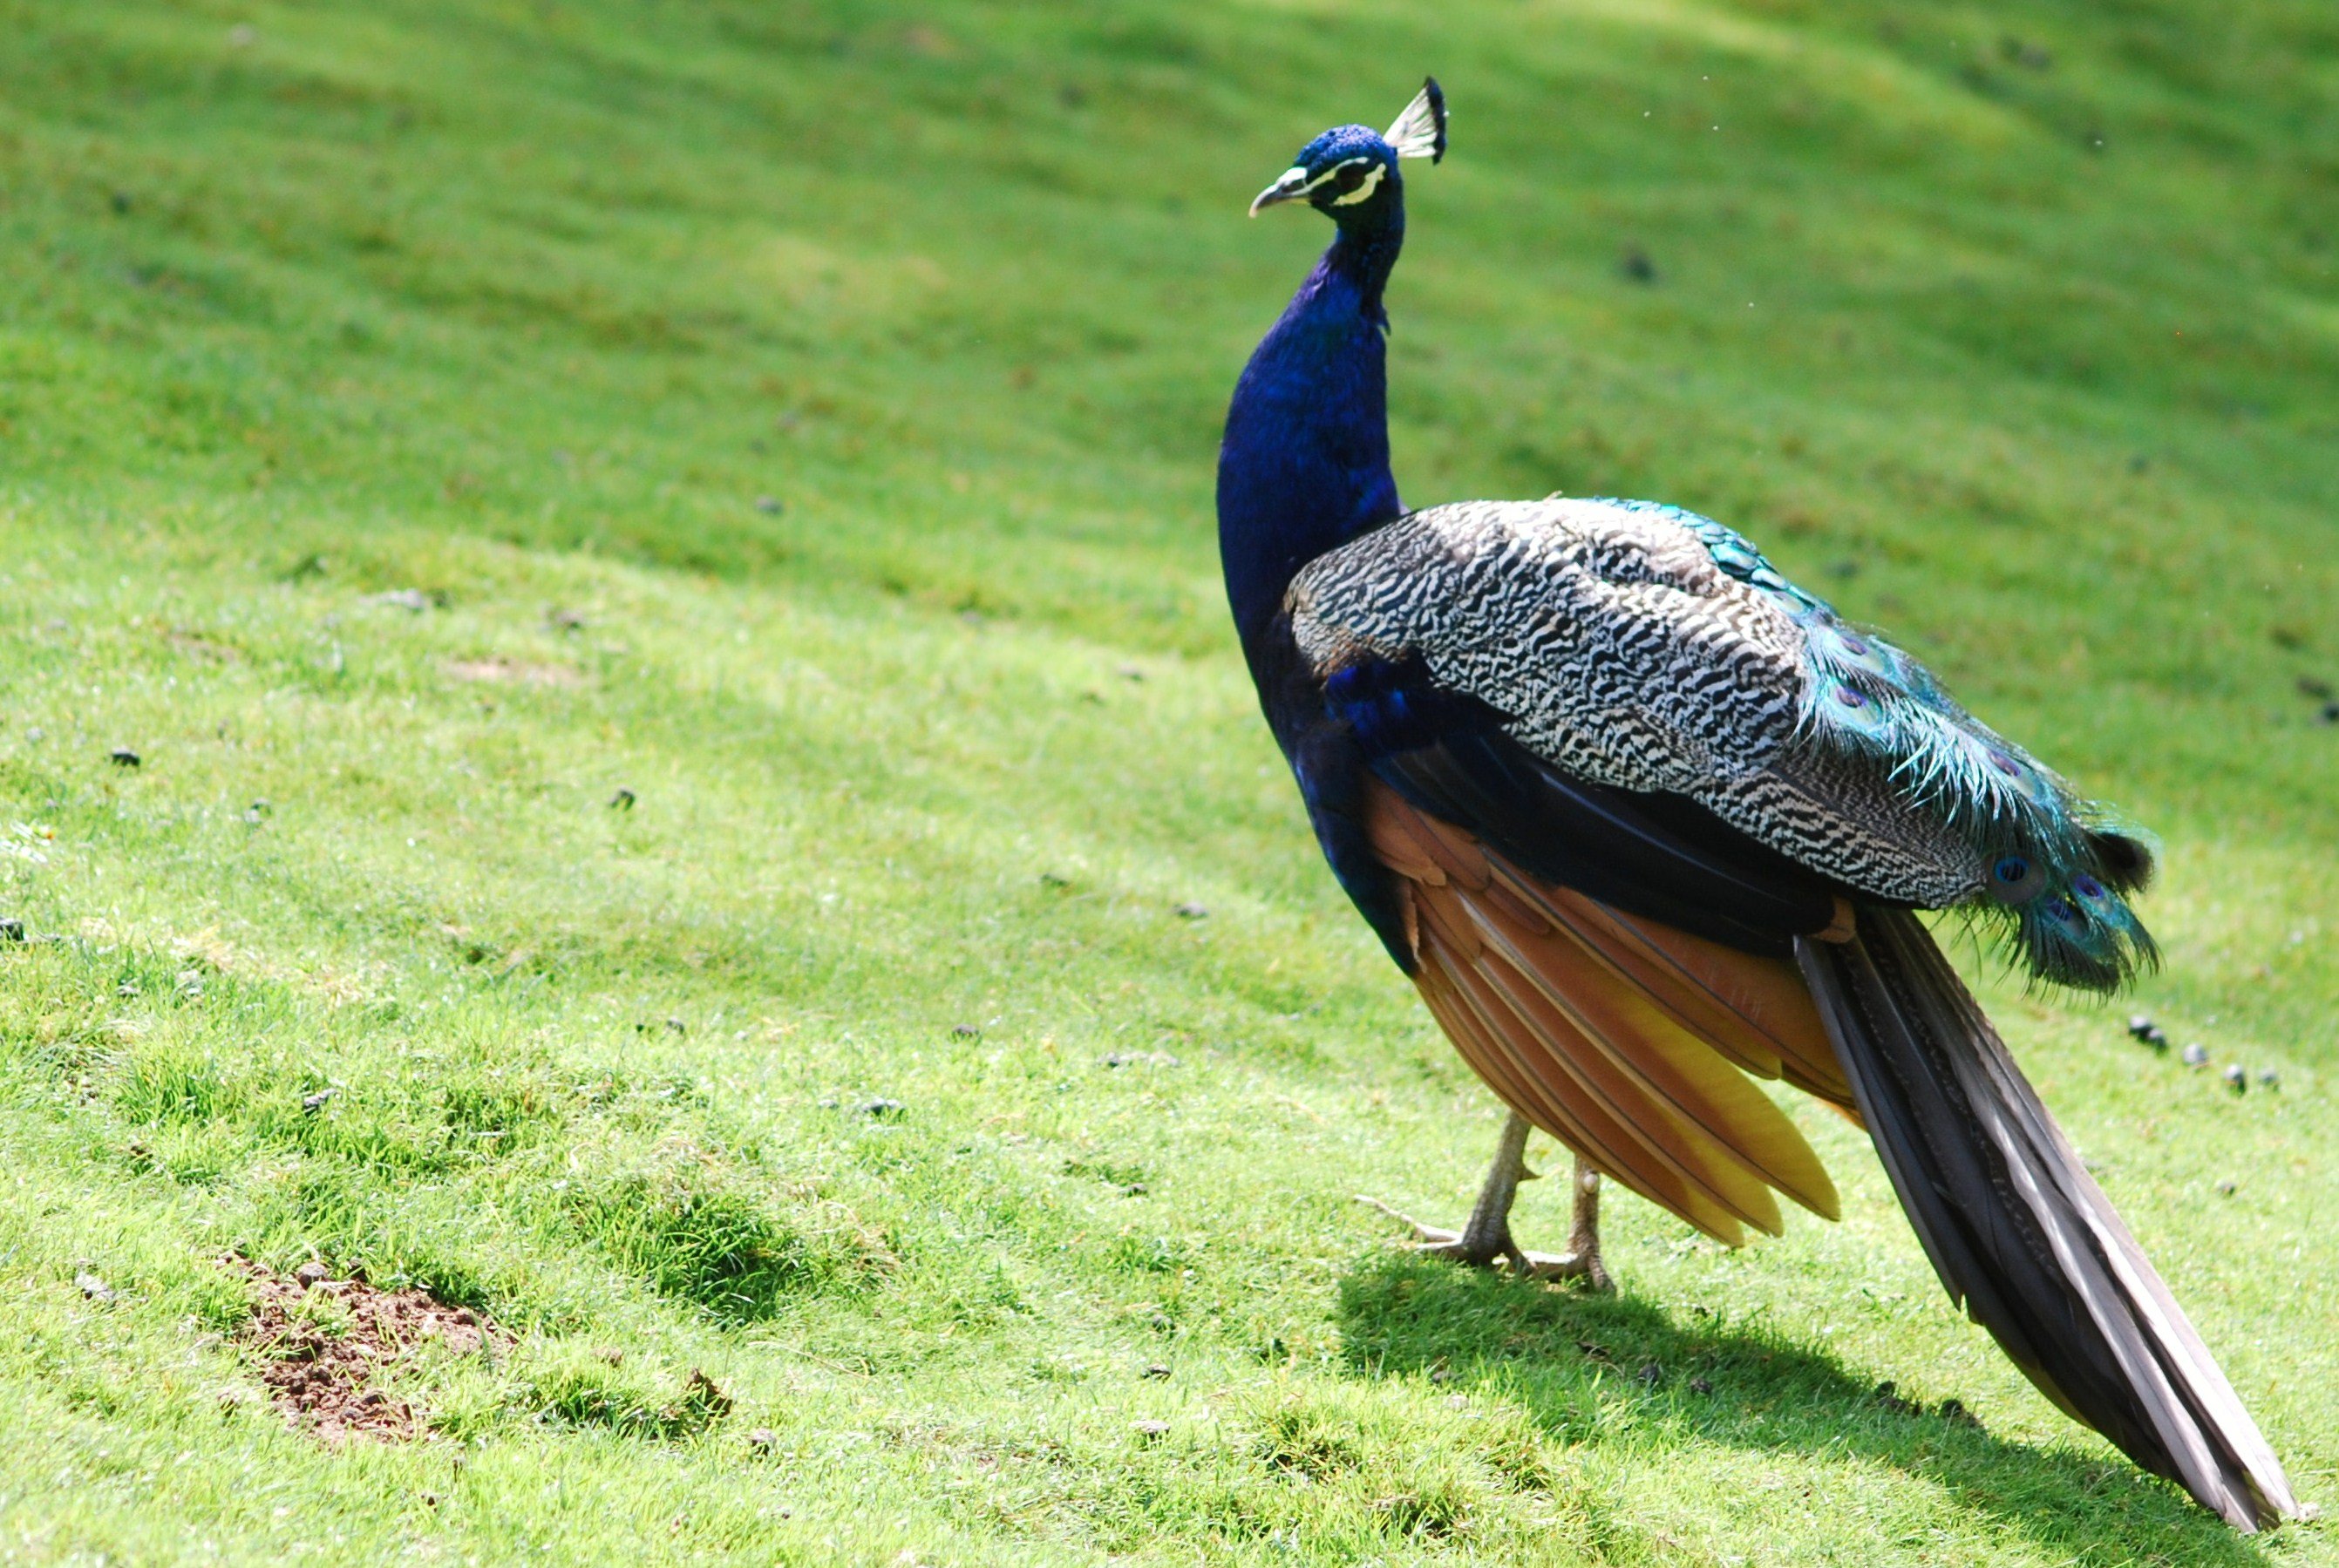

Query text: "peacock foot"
[1355, 1194, 1612, 1288]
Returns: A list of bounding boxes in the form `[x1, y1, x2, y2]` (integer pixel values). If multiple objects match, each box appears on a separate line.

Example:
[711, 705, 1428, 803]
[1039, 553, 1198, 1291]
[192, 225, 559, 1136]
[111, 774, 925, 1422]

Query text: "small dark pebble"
[1141, 1363, 1172, 1380]
[300, 1088, 337, 1114]
[2223, 1064, 2247, 1093]
[1620, 246, 1657, 283]
[2216, 1179, 2238, 1197]
[608, 787, 636, 811]
[1936, 1397, 1983, 1431]
[0, 918, 24, 943]
[294, 1261, 330, 1289]
[1173, 902, 1208, 920]
[1689, 1376, 1713, 1395]
[109, 748, 141, 768]
[1873, 1380, 1922, 1417]
[2181, 1042, 2209, 1068]
[860, 1097, 907, 1120]
[1635, 1361, 1662, 1387]
[950, 1022, 981, 1039]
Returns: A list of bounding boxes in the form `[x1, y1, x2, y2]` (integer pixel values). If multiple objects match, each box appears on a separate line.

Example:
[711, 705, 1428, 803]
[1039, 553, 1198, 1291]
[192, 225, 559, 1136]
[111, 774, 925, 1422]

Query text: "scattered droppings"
[1141, 1363, 1172, 1380]
[609, 787, 636, 811]
[2180, 1042, 2209, 1068]
[746, 1428, 779, 1456]
[244, 799, 271, 826]
[2258, 1069, 2281, 1089]
[1619, 245, 1657, 283]
[300, 1088, 337, 1114]
[1132, 1420, 1170, 1442]
[2125, 1014, 2168, 1049]
[1037, 872, 1071, 887]
[1935, 1397, 1983, 1431]
[663, 1017, 687, 1035]
[2223, 1064, 2247, 1093]
[1102, 1051, 1181, 1069]
[860, 1098, 907, 1121]
[950, 1023, 981, 1039]
[682, 1370, 733, 1419]
[109, 748, 141, 768]
[1872, 1381, 1921, 1417]
[235, 1257, 503, 1442]
[1688, 1376, 1713, 1395]
[1635, 1361, 1662, 1387]
[1173, 902, 1209, 920]
[76, 1271, 117, 1302]
[2216, 1179, 2238, 1197]
[371, 588, 432, 613]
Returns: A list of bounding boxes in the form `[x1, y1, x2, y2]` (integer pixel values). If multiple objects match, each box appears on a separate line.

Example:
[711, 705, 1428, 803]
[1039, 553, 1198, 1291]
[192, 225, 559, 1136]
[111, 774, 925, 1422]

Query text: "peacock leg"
[1357, 1112, 1614, 1289]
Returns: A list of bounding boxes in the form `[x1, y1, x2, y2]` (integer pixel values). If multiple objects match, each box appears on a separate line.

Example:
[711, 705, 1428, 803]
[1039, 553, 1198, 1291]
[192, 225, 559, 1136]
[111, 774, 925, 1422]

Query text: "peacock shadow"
[1332, 1256, 2273, 1566]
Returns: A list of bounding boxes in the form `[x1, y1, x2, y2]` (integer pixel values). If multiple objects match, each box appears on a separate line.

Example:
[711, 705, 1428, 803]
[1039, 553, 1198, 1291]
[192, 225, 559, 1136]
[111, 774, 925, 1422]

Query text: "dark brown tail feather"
[1797, 908, 2299, 1531]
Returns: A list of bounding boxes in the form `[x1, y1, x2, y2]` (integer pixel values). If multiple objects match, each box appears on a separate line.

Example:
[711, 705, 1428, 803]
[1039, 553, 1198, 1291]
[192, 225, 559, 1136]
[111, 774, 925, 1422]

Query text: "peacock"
[1216, 78, 2300, 1531]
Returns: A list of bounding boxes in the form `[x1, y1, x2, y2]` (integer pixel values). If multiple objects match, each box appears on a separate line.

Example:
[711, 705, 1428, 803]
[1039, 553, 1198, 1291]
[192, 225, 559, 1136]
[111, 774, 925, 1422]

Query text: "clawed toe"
[1356, 1195, 1611, 1289]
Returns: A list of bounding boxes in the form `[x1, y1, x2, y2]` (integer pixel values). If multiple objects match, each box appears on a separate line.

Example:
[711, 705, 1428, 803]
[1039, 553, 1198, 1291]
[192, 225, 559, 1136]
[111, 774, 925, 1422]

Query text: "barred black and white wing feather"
[1288, 496, 2155, 989]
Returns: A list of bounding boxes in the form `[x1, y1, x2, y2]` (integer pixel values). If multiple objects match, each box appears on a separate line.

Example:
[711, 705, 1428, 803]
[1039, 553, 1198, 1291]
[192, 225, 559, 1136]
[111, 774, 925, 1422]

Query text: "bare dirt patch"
[443, 656, 586, 688]
[235, 1259, 506, 1442]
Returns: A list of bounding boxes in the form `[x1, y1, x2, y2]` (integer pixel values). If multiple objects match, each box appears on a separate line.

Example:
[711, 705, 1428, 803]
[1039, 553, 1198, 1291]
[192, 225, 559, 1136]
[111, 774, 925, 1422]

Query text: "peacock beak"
[1248, 166, 1312, 216]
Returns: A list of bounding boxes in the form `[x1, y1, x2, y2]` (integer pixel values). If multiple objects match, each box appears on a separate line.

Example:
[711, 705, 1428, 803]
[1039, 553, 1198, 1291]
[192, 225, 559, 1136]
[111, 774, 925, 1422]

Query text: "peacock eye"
[1335, 163, 1370, 191]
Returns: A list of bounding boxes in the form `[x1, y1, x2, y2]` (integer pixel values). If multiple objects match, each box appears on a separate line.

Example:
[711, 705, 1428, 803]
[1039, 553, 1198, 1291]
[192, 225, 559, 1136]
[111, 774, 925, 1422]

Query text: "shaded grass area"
[0, 0, 2336, 1563]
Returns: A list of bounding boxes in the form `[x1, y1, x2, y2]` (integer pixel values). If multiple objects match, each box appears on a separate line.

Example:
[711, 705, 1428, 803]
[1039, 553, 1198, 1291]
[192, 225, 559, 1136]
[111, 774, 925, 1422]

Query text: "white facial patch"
[1328, 161, 1386, 206]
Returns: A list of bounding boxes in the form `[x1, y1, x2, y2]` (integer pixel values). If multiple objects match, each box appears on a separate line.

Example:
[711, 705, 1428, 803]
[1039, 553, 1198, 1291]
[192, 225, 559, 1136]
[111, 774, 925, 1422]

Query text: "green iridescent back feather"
[1600, 499, 2159, 992]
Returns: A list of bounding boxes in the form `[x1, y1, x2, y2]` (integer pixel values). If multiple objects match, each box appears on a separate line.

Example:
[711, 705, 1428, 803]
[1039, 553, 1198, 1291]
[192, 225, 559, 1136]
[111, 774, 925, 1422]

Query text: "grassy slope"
[1, 0, 2336, 1561]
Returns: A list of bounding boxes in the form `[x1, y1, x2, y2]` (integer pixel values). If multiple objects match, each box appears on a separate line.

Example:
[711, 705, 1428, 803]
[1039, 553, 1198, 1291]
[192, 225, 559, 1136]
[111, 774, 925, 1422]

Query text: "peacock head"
[1248, 78, 1445, 227]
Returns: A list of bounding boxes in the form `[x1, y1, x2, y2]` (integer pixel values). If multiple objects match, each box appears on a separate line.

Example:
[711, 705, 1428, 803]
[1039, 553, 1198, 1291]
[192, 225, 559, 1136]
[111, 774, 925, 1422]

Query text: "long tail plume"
[1797, 909, 2299, 1531]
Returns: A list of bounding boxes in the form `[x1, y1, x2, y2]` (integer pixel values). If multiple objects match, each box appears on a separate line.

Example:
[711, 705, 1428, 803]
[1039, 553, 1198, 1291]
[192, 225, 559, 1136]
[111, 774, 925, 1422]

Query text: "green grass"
[1, 0, 2336, 1561]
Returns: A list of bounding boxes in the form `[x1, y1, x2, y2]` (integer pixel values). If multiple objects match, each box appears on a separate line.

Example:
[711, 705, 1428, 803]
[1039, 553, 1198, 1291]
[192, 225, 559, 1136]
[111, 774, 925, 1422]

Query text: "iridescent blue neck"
[1217, 214, 1405, 649]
